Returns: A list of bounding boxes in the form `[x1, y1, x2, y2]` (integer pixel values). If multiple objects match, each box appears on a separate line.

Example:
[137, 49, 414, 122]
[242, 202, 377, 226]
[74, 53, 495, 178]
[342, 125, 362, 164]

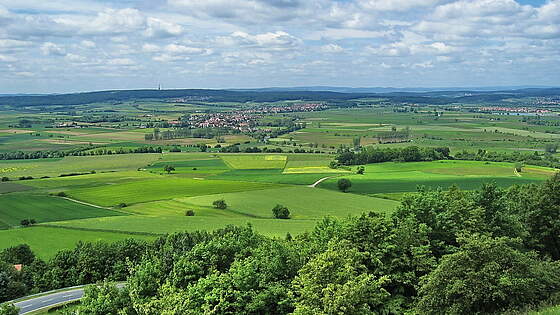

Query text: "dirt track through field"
[308, 177, 333, 188]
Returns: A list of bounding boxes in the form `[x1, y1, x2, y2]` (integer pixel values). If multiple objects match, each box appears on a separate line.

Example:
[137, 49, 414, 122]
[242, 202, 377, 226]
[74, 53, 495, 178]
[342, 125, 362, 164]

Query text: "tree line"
[0, 146, 163, 161]
[335, 146, 451, 165]
[454, 148, 560, 169]
[2, 175, 560, 314]
[144, 128, 234, 141]
[336, 145, 560, 169]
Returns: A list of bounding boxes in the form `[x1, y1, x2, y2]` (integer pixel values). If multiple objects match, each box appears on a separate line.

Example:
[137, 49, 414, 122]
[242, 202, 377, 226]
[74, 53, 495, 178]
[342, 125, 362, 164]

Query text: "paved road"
[14, 288, 84, 314]
[12, 283, 124, 314]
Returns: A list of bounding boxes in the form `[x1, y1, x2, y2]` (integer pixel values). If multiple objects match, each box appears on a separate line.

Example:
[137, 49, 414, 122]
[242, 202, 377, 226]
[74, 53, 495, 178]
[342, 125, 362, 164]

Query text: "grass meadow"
[66, 177, 281, 206]
[1, 110, 558, 259]
[0, 194, 123, 227]
[319, 160, 553, 194]
[0, 226, 155, 259]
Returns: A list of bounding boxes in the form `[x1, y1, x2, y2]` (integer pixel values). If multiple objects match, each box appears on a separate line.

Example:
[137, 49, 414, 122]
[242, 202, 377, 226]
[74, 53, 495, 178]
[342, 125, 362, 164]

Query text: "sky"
[0, 0, 558, 93]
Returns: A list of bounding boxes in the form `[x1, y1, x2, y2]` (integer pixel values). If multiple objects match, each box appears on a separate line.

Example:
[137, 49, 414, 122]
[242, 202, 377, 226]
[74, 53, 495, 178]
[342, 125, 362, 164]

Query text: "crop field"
[213, 169, 330, 185]
[0, 226, 155, 259]
[147, 158, 230, 175]
[0, 98, 559, 260]
[66, 177, 281, 206]
[0, 193, 124, 228]
[176, 187, 397, 219]
[23, 171, 159, 190]
[46, 215, 319, 239]
[220, 154, 288, 169]
[0, 182, 33, 194]
[0, 154, 162, 178]
[319, 160, 553, 194]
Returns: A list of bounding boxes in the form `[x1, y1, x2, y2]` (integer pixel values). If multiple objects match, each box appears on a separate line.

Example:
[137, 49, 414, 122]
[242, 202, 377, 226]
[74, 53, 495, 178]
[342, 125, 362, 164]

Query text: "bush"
[0, 303, 19, 315]
[20, 219, 30, 227]
[1, 177, 9, 182]
[515, 162, 523, 172]
[56, 192, 67, 197]
[337, 178, 352, 192]
[185, 210, 195, 216]
[416, 236, 560, 314]
[356, 166, 365, 175]
[213, 199, 227, 210]
[117, 203, 127, 208]
[272, 204, 290, 219]
[18, 176, 33, 181]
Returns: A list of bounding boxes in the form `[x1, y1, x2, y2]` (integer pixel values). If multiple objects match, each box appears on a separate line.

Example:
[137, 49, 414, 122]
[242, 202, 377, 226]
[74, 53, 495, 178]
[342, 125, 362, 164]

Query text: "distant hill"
[0, 87, 558, 107]
[230, 86, 557, 93]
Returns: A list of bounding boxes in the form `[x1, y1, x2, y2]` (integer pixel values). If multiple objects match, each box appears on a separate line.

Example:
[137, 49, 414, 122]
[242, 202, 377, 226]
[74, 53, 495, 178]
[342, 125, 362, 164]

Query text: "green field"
[0, 182, 33, 194]
[67, 177, 281, 206]
[0, 154, 162, 178]
[1, 98, 559, 262]
[0, 194, 123, 228]
[221, 154, 288, 169]
[319, 160, 554, 194]
[45, 186, 397, 238]
[176, 187, 397, 219]
[147, 158, 230, 175]
[0, 226, 154, 259]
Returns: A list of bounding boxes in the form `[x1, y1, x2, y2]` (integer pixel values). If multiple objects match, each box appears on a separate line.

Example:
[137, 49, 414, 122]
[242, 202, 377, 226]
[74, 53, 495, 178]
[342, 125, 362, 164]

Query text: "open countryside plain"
[1, 87, 560, 314]
[2, 150, 556, 258]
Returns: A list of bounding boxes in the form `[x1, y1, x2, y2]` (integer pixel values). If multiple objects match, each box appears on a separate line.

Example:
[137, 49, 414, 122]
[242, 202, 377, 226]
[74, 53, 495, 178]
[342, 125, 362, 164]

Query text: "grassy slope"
[213, 169, 332, 185]
[0, 226, 155, 259]
[67, 177, 282, 206]
[177, 186, 397, 219]
[319, 160, 552, 194]
[220, 154, 287, 169]
[0, 182, 33, 194]
[0, 154, 162, 178]
[43, 187, 397, 238]
[45, 216, 316, 239]
[0, 194, 123, 228]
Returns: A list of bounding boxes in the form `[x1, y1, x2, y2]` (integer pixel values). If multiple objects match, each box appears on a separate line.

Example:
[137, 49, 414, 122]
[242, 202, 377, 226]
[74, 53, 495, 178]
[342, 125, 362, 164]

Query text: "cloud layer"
[0, 0, 558, 93]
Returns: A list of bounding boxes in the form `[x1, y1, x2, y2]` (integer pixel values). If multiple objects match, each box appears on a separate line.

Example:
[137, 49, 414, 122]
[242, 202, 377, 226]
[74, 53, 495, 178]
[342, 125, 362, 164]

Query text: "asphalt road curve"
[14, 288, 84, 314]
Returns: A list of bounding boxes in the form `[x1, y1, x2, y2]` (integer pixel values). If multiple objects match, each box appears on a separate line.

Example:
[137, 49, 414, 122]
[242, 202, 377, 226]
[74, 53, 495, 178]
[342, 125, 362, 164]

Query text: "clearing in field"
[0, 193, 124, 228]
[220, 154, 287, 169]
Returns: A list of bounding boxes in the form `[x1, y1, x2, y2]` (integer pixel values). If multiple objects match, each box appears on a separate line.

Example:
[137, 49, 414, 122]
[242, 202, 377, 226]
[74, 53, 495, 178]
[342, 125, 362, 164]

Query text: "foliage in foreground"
[1, 174, 560, 314]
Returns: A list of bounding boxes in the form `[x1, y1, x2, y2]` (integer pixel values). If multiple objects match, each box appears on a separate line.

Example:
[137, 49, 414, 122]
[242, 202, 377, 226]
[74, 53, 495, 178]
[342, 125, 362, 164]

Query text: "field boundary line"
[38, 224, 163, 236]
[60, 197, 132, 215]
[61, 197, 112, 210]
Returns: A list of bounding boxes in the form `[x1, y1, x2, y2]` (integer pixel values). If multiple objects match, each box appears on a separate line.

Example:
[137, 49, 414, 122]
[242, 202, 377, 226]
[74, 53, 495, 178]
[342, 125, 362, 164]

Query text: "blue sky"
[0, 0, 558, 93]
